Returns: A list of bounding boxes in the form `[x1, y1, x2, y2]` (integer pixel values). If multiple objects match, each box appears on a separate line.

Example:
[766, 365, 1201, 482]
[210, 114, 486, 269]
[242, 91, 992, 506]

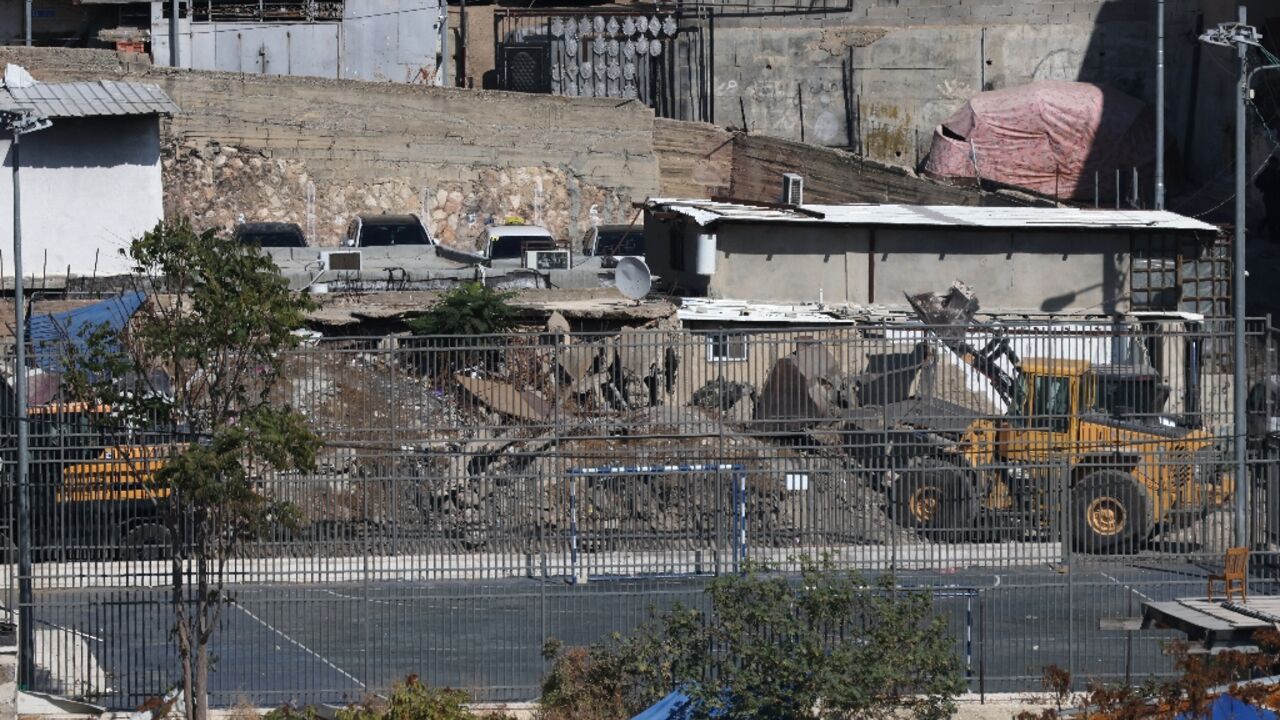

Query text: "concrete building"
[1, 76, 179, 283]
[642, 199, 1222, 316]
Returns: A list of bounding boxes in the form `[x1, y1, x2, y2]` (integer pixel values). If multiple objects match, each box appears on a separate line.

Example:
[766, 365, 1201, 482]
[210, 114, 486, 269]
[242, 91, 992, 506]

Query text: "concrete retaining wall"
[652, 120, 989, 206]
[0, 48, 986, 255]
[712, 0, 1202, 171]
[0, 47, 660, 248]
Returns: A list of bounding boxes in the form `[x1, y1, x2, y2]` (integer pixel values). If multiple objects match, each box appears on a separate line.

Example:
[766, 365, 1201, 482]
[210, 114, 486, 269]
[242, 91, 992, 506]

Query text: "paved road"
[26, 559, 1274, 709]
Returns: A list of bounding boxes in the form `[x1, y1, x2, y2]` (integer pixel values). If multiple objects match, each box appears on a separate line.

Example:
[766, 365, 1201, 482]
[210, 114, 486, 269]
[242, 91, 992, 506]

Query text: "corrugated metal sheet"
[677, 298, 854, 324]
[0, 80, 179, 118]
[645, 199, 1219, 233]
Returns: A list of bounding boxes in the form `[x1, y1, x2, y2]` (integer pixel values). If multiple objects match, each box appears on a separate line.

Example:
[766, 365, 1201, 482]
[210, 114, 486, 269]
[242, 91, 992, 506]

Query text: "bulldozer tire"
[893, 457, 978, 539]
[1072, 471, 1148, 554]
[121, 523, 172, 561]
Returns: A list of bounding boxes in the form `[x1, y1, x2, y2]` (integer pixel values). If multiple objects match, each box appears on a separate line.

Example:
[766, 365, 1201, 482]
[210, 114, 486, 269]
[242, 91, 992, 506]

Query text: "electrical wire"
[1173, 44, 1280, 219]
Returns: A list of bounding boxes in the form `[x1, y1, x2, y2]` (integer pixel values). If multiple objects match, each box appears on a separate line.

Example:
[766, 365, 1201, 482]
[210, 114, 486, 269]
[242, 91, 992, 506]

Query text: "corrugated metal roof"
[677, 298, 854, 324]
[645, 199, 1219, 233]
[0, 80, 179, 118]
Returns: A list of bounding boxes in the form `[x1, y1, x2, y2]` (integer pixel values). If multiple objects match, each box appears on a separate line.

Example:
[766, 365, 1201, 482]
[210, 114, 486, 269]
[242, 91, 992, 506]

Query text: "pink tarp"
[921, 81, 1156, 201]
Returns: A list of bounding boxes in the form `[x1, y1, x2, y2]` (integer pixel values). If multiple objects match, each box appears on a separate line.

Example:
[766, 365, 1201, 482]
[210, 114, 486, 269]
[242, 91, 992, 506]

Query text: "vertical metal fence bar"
[9, 318, 1273, 704]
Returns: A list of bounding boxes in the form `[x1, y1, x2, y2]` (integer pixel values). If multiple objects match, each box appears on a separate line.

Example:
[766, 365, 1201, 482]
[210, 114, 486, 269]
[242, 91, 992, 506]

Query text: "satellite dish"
[615, 257, 652, 301]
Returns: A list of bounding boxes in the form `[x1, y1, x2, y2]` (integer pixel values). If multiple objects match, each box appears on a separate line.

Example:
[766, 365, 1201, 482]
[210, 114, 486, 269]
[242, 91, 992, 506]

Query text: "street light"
[1197, 8, 1280, 548]
[1, 106, 51, 689]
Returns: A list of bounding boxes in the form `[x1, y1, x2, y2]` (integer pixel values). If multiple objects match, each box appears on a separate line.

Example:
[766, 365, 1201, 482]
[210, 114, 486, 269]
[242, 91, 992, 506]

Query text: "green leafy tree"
[541, 558, 966, 720]
[62, 218, 319, 720]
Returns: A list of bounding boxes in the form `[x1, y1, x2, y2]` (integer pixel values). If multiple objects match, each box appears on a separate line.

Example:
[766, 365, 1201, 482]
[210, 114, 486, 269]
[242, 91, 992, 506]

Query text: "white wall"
[187, 22, 341, 78]
[153, 0, 447, 85]
[341, 0, 446, 84]
[648, 220, 1145, 313]
[0, 116, 163, 282]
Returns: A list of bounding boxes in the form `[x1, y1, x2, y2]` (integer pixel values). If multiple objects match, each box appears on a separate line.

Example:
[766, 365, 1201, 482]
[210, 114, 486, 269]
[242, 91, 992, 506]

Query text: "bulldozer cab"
[1010, 360, 1173, 432]
[1005, 359, 1090, 458]
[1086, 365, 1171, 423]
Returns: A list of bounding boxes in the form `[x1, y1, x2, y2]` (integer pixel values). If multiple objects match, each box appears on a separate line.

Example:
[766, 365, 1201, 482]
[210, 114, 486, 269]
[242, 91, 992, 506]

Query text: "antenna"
[615, 257, 652, 302]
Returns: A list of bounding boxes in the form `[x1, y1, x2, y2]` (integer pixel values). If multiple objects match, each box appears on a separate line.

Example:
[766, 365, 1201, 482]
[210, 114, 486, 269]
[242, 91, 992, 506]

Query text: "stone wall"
[165, 139, 636, 248]
[3, 47, 988, 255]
[653, 118, 734, 199]
[0, 47, 659, 249]
[728, 133, 993, 206]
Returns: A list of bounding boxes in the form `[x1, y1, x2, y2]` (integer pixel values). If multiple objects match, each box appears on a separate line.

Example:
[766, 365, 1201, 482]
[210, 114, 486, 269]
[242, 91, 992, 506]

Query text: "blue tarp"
[634, 691, 1279, 720]
[631, 691, 696, 720]
[1176, 694, 1279, 720]
[28, 292, 146, 372]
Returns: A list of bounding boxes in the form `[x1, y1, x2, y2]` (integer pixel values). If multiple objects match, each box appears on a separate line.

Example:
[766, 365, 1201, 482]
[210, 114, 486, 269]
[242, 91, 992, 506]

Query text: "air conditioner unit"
[525, 249, 570, 270]
[320, 250, 362, 272]
[781, 173, 804, 206]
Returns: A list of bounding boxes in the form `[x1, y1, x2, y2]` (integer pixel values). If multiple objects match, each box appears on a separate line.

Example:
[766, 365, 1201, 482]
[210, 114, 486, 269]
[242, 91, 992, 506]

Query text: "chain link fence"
[4, 316, 1279, 706]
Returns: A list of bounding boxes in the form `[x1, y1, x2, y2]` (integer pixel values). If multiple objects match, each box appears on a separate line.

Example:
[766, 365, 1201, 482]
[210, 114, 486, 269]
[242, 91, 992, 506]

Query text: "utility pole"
[169, 0, 180, 67]
[1235, 9, 1248, 549]
[459, 0, 467, 86]
[2, 108, 51, 689]
[1200, 8, 1274, 548]
[24, 0, 31, 46]
[1155, 0, 1166, 210]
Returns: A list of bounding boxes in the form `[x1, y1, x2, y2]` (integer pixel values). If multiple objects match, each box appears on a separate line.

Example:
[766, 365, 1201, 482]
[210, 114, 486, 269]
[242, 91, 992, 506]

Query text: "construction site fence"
[6, 317, 1280, 707]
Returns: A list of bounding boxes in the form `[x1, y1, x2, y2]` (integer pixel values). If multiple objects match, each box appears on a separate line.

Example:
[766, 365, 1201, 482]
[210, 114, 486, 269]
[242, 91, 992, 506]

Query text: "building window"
[707, 333, 748, 362]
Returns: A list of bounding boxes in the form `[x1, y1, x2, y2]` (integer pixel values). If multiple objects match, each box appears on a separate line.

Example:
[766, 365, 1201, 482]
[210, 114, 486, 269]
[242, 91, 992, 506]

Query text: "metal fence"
[6, 316, 1280, 707]
[494, 8, 712, 123]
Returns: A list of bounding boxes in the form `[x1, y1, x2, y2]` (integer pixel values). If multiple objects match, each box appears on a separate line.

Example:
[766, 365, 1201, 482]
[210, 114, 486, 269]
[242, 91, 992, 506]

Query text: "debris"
[546, 311, 571, 336]
[617, 326, 658, 378]
[559, 343, 598, 384]
[455, 374, 553, 422]
[691, 378, 754, 413]
[753, 341, 844, 434]
[904, 280, 978, 344]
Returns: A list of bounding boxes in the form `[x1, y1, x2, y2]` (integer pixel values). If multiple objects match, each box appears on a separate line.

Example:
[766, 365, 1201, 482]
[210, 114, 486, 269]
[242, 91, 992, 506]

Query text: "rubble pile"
[256, 335, 921, 556]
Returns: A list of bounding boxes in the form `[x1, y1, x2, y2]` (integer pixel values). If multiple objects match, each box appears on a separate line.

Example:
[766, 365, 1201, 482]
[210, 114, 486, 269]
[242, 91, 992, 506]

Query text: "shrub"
[1017, 630, 1280, 719]
[407, 283, 517, 337]
[338, 676, 476, 720]
[406, 283, 519, 376]
[540, 558, 966, 720]
[262, 705, 324, 720]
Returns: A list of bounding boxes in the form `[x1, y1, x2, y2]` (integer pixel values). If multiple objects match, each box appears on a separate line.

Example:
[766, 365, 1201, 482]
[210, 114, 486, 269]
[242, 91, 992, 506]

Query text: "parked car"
[482, 224, 557, 260]
[585, 224, 644, 267]
[234, 222, 307, 248]
[343, 214, 435, 247]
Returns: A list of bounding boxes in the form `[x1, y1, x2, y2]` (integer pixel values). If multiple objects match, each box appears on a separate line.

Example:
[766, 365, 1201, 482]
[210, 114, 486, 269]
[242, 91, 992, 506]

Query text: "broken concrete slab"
[905, 280, 979, 346]
[307, 289, 676, 330]
[455, 374, 553, 423]
[753, 342, 844, 435]
[546, 311, 571, 336]
[559, 343, 598, 384]
[617, 326, 660, 378]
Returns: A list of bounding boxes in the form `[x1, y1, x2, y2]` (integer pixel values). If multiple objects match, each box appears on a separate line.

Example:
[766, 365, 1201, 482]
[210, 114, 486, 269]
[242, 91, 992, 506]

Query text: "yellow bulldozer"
[1, 390, 173, 560]
[884, 356, 1232, 553]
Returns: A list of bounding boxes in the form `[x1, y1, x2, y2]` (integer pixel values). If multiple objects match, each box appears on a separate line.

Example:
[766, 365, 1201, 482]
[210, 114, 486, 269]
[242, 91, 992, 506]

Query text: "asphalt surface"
[27, 559, 1275, 709]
